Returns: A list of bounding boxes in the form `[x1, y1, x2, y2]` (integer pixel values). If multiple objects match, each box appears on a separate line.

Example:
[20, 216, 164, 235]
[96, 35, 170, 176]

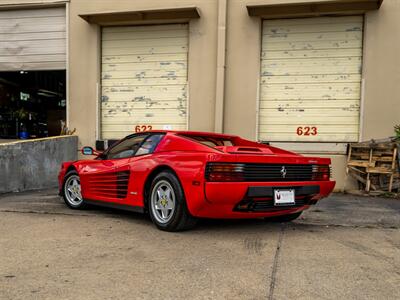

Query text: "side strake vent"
[88, 171, 130, 199]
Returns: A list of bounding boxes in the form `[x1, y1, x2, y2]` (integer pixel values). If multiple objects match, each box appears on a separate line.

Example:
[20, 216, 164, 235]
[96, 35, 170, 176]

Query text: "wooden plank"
[348, 160, 375, 168]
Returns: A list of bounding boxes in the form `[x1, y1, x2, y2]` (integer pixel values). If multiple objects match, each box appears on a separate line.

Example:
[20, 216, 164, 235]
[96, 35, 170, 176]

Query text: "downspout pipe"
[214, 0, 227, 133]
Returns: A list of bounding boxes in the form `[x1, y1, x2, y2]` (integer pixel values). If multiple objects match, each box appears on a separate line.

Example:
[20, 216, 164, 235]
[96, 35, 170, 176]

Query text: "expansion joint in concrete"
[268, 223, 285, 300]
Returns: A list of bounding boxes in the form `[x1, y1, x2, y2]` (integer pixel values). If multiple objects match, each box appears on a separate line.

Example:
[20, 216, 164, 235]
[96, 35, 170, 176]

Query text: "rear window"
[180, 135, 233, 148]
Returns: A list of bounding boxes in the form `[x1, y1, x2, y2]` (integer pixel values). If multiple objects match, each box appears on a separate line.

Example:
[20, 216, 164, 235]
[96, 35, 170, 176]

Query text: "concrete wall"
[0, 136, 78, 193]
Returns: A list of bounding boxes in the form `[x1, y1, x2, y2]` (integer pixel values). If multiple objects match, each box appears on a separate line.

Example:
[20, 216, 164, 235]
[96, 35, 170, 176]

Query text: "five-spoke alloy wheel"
[62, 170, 86, 209]
[148, 171, 197, 231]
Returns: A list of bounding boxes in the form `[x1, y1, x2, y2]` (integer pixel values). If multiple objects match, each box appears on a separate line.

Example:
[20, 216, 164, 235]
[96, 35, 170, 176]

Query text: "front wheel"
[62, 170, 86, 209]
[265, 211, 303, 223]
[148, 171, 197, 232]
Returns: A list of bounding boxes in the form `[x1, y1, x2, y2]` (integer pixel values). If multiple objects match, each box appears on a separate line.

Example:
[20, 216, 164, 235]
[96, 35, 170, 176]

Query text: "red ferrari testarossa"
[59, 131, 335, 231]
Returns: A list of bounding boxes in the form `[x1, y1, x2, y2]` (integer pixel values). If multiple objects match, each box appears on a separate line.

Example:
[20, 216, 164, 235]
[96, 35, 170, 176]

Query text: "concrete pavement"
[0, 190, 399, 299]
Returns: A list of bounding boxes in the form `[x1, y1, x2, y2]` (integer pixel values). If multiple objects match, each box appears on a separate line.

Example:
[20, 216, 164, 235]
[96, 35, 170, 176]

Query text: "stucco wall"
[223, 0, 399, 191]
[1, 0, 398, 192]
[68, 0, 218, 150]
[0, 136, 78, 193]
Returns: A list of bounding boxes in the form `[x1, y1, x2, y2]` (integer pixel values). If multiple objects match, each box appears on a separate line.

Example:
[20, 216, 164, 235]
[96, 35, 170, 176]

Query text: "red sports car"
[59, 131, 335, 231]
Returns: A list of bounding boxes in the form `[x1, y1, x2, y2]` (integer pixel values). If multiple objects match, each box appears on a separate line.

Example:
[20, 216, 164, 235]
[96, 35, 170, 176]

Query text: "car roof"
[144, 130, 238, 139]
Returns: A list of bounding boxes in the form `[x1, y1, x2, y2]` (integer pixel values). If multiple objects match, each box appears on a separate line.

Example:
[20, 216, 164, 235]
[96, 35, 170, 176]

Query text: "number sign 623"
[296, 126, 317, 136]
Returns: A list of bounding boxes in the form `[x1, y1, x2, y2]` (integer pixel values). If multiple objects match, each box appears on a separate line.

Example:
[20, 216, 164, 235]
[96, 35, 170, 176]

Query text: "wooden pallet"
[346, 140, 399, 193]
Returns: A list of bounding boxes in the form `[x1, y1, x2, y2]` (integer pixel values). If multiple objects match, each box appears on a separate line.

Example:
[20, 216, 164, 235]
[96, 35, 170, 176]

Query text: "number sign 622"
[135, 125, 153, 133]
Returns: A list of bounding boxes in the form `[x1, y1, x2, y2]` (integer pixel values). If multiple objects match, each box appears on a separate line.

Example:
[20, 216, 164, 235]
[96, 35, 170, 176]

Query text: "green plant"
[395, 124, 400, 140]
[14, 108, 29, 120]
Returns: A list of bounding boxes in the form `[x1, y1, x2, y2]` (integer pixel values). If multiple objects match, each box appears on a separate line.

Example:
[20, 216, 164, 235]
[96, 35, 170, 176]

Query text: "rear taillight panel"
[205, 162, 331, 182]
[311, 165, 331, 181]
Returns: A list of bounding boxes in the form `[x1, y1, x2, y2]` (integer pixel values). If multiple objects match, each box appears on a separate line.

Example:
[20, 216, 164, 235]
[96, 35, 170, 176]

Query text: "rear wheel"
[265, 211, 302, 223]
[148, 171, 197, 231]
[62, 170, 86, 209]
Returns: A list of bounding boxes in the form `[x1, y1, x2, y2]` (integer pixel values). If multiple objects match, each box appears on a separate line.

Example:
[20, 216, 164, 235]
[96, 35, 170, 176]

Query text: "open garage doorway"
[0, 70, 66, 140]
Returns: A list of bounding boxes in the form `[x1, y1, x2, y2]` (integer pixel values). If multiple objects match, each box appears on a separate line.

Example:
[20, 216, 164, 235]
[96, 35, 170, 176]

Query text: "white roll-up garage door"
[101, 24, 188, 140]
[0, 7, 66, 71]
[259, 16, 363, 142]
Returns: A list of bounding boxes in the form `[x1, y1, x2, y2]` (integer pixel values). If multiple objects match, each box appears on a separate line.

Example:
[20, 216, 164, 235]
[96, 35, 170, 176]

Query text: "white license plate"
[274, 189, 295, 206]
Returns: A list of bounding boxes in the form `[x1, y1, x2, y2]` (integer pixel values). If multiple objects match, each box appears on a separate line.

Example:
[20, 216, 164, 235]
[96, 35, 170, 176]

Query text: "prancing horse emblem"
[280, 166, 287, 178]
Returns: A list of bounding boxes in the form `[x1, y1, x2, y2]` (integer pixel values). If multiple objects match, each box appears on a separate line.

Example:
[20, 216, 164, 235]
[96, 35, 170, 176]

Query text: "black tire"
[148, 171, 197, 232]
[265, 211, 302, 223]
[62, 170, 87, 209]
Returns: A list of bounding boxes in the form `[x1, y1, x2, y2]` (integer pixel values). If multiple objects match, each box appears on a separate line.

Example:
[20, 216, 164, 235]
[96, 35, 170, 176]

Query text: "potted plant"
[14, 108, 29, 139]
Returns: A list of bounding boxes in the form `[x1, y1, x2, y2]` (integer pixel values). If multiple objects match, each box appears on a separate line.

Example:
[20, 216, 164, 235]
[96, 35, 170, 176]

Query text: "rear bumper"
[190, 180, 335, 219]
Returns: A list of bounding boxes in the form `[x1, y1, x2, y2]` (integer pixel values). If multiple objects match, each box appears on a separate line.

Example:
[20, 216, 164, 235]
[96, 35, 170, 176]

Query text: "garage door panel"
[103, 47, 188, 59]
[0, 7, 64, 19]
[102, 86, 186, 96]
[261, 57, 361, 76]
[260, 116, 358, 125]
[261, 82, 360, 93]
[259, 16, 363, 143]
[261, 124, 358, 133]
[102, 69, 187, 80]
[101, 24, 188, 139]
[102, 61, 187, 72]
[0, 7, 66, 71]
[259, 109, 358, 118]
[102, 78, 187, 87]
[263, 39, 361, 51]
[102, 30, 188, 41]
[102, 125, 188, 140]
[261, 74, 361, 84]
[103, 24, 187, 34]
[263, 22, 362, 35]
[260, 99, 359, 109]
[263, 31, 361, 44]
[103, 100, 186, 110]
[0, 31, 66, 42]
[262, 48, 362, 59]
[102, 53, 187, 65]
[258, 132, 359, 142]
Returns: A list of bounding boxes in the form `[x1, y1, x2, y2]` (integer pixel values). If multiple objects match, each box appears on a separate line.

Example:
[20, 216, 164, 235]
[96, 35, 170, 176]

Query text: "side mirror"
[82, 146, 95, 155]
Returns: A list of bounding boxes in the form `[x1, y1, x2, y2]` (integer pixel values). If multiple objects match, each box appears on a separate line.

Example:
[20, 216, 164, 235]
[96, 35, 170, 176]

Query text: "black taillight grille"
[206, 163, 330, 182]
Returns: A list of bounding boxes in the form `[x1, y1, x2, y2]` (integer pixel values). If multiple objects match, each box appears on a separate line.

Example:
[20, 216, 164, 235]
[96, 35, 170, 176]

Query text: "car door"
[79, 134, 149, 203]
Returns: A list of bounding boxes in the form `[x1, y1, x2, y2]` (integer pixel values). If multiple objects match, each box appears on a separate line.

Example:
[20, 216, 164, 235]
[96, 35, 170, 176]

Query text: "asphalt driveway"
[0, 190, 399, 300]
